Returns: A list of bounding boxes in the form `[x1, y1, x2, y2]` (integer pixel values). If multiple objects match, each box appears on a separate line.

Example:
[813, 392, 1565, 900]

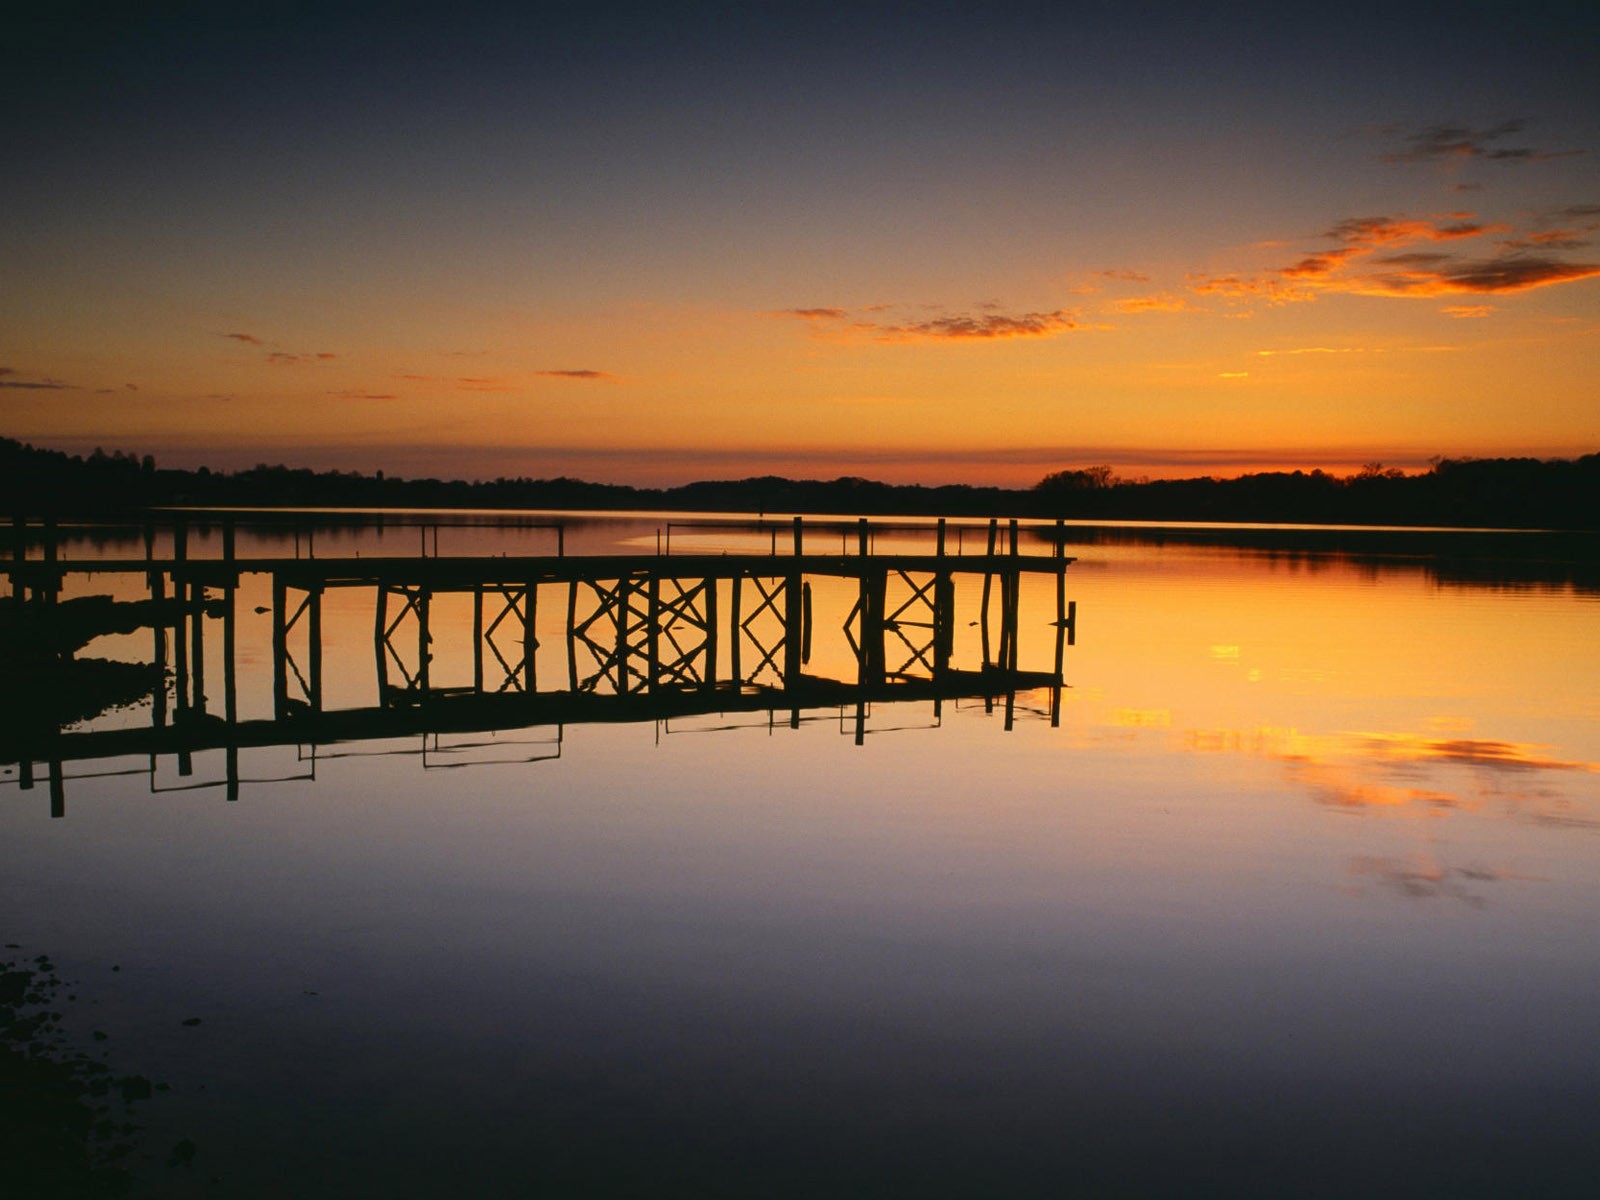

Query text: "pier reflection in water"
[3, 515, 1073, 811]
[4, 511, 1599, 1199]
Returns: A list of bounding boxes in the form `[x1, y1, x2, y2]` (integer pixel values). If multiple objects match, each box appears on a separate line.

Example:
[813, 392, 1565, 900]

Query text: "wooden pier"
[4, 515, 1076, 811]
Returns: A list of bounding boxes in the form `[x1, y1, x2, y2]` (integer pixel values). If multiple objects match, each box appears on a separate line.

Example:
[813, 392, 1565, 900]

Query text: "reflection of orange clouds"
[1287, 761, 1463, 813]
[1354, 733, 1600, 773]
[1177, 724, 1599, 822]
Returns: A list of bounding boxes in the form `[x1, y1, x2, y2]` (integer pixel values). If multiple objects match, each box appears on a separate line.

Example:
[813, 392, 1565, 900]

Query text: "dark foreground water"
[4, 514, 1598, 1198]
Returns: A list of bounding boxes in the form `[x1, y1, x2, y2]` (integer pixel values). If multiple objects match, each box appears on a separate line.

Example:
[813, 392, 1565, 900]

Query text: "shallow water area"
[4, 512, 1598, 1198]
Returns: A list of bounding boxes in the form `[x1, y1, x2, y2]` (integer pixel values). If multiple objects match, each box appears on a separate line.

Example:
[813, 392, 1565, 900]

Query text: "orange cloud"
[222, 332, 263, 345]
[777, 304, 1084, 342]
[1110, 293, 1198, 314]
[327, 390, 398, 400]
[1348, 256, 1600, 297]
[1191, 212, 1598, 305]
[876, 310, 1080, 340]
[535, 369, 619, 381]
[455, 377, 514, 392]
[1442, 305, 1494, 318]
[777, 307, 849, 321]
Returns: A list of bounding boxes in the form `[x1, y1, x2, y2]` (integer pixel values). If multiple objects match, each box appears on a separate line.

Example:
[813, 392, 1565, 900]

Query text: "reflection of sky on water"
[4, 517, 1599, 1196]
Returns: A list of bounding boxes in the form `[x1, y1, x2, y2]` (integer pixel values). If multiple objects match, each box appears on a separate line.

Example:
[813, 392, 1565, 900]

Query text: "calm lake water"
[4, 512, 1598, 1198]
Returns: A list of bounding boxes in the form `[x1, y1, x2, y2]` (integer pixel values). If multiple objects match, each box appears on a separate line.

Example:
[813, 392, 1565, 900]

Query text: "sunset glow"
[5, 4, 1597, 485]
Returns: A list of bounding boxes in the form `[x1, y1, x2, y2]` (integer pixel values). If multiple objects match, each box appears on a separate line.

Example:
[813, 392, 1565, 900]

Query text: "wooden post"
[523, 582, 537, 693]
[614, 578, 630, 695]
[566, 580, 579, 692]
[272, 573, 288, 718]
[150, 567, 168, 728]
[980, 519, 997, 666]
[49, 760, 65, 819]
[225, 567, 239, 797]
[704, 577, 719, 688]
[190, 582, 206, 717]
[730, 574, 743, 684]
[801, 581, 812, 665]
[792, 515, 803, 557]
[175, 571, 191, 719]
[473, 585, 484, 694]
[308, 586, 323, 714]
[857, 518, 869, 558]
[417, 586, 431, 698]
[784, 573, 802, 683]
[374, 583, 390, 704]
[647, 574, 661, 693]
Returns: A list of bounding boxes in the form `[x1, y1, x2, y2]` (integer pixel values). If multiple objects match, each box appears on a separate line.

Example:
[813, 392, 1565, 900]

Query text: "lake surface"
[4, 512, 1598, 1198]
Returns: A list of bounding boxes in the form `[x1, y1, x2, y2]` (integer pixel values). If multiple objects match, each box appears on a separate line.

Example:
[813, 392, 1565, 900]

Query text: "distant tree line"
[2, 438, 1597, 529]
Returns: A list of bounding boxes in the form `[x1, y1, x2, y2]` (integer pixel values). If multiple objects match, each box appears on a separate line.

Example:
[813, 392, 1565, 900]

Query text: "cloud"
[1352, 255, 1600, 296]
[1326, 216, 1502, 247]
[1190, 212, 1600, 305]
[1255, 346, 1362, 356]
[777, 307, 849, 320]
[1096, 269, 1150, 283]
[876, 310, 1080, 340]
[535, 369, 619, 381]
[327, 390, 398, 400]
[0, 366, 73, 390]
[455, 377, 514, 392]
[224, 332, 336, 364]
[1442, 305, 1494, 318]
[1377, 119, 1579, 165]
[776, 303, 1085, 342]
[1110, 293, 1198, 315]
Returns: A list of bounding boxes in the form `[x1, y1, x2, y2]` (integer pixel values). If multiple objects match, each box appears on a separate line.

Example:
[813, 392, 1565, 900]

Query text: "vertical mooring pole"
[374, 583, 390, 705]
[785, 571, 802, 728]
[473, 584, 485, 694]
[308, 586, 323, 715]
[150, 560, 168, 729]
[614, 578, 631, 695]
[523, 581, 538, 694]
[566, 579, 579, 692]
[272, 573, 288, 719]
[417, 586, 431, 699]
[703, 577, 719, 689]
[647, 574, 662, 694]
[224, 545, 239, 801]
[730, 574, 743, 685]
[190, 583, 207, 718]
[980, 518, 997, 668]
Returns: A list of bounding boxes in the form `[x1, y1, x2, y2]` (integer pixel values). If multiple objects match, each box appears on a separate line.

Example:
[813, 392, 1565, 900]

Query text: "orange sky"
[4, 6, 1598, 486]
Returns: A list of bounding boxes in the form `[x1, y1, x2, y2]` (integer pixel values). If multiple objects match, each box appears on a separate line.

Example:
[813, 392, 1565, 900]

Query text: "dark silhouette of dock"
[4, 514, 1076, 813]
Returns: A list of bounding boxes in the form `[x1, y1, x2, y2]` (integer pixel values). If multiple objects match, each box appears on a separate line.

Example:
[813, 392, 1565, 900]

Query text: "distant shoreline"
[4, 438, 1598, 532]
